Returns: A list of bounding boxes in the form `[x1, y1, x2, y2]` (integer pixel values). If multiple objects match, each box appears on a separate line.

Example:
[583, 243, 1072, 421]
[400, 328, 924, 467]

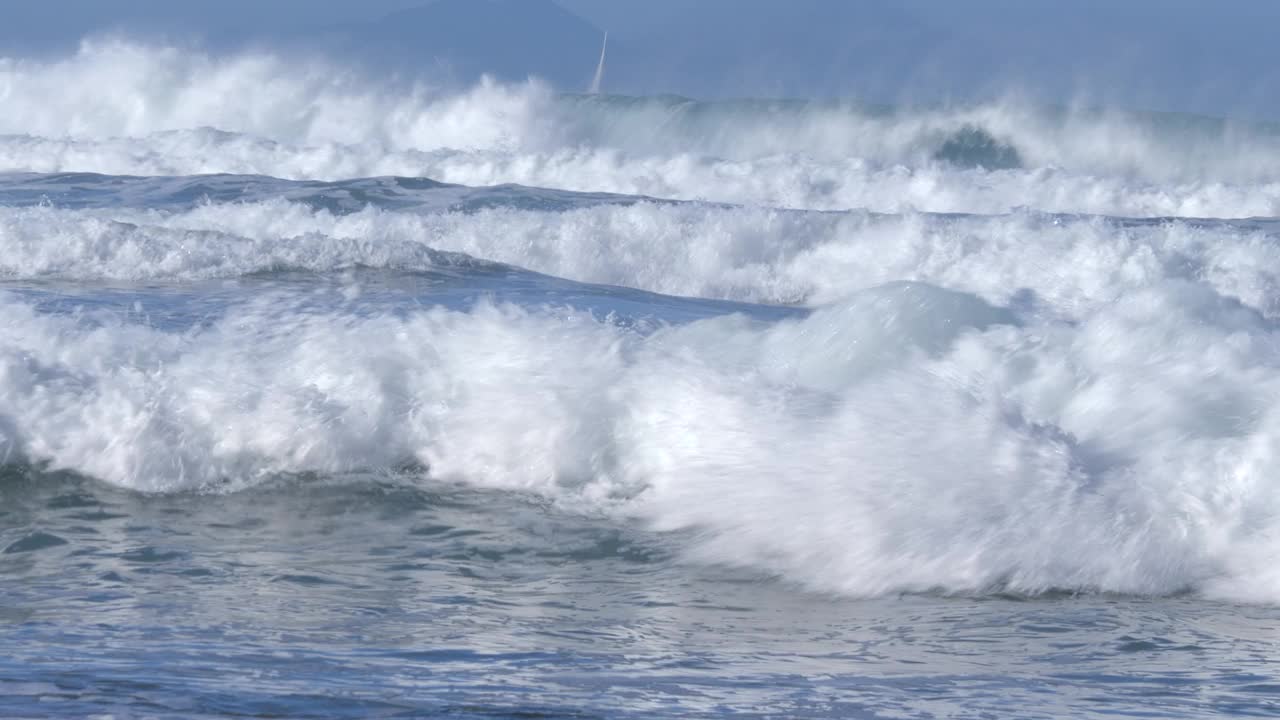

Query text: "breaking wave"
[4, 185, 1280, 313]
[4, 279, 1280, 602]
[5, 40, 1280, 604]
[4, 42, 1280, 216]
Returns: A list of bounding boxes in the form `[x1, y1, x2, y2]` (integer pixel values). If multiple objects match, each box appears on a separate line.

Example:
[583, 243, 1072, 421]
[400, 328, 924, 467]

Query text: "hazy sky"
[3, 0, 1277, 119]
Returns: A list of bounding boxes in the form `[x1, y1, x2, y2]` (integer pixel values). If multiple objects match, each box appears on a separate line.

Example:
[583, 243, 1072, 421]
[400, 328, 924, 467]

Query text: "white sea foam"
[4, 42, 1280, 216]
[5, 202, 1280, 317]
[0, 204, 483, 280]
[4, 280, 1280, 601]
[11, 135, 1276, 217]
[5, 38, 1280, 603]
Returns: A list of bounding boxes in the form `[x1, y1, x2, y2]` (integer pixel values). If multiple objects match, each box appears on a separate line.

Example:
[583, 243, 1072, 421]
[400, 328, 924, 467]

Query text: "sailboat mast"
[589, 31, 608, 94]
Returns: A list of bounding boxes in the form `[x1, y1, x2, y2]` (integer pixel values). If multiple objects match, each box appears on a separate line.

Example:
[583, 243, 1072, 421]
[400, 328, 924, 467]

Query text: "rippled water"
[6, 468, 1280, 719]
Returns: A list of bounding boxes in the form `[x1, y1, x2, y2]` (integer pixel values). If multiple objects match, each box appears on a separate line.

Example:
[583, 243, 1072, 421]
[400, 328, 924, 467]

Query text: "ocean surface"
[5, 42, 1280, 718]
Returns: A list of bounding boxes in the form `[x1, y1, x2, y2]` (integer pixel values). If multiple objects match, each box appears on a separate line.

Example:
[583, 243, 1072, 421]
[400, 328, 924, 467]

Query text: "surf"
[5, 42, 1280, 218]
[5, 274, 1280, 601]
[5, 39, 1280, 605]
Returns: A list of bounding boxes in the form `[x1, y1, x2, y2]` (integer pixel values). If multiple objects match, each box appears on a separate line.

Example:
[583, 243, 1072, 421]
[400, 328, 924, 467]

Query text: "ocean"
[4, 42, 1280, 718]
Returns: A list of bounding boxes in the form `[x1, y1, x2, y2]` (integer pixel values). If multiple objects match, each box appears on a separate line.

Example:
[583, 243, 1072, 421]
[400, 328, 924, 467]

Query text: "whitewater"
[5, 42, 1280, 719]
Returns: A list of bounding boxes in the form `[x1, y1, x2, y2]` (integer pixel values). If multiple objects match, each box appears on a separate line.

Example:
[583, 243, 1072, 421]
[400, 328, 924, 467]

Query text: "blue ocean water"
[7, 469, 1280, 719]
[6, 43, 1280, 718]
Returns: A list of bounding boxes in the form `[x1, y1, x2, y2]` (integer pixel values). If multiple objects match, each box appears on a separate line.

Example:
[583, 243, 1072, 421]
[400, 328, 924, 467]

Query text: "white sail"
[589, 31, 608, 94]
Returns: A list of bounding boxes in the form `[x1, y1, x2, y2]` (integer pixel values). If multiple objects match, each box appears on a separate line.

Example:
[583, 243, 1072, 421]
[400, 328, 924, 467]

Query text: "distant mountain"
[572, 0, 941, 100]
[0, 0, 427, 55]
[3, 0, 1279, 118]
[322, 0, 606, 88]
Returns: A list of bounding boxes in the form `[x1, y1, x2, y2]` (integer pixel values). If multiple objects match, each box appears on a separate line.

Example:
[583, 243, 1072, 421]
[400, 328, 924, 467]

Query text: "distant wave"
[0, 172, 648, 213]
[4, 42, 1280, 217]
[4, 176, 1280, 313]
[4, 139, 1280, 218]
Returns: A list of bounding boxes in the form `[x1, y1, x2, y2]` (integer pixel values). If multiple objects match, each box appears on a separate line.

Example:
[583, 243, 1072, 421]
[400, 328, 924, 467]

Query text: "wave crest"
[6, 197, 1280, 316]
[4, 42, 1280, 217]
[5, 281, 1280, 601]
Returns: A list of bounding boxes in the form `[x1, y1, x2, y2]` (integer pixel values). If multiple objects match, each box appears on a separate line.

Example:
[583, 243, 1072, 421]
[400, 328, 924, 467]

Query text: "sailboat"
[589, 31, 608, 94]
